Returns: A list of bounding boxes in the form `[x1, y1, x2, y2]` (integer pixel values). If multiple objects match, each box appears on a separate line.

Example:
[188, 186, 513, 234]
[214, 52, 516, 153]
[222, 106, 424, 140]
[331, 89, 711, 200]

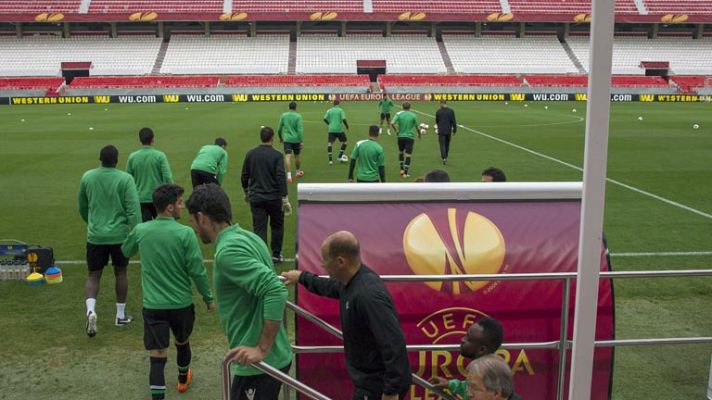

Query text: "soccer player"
[390, 101, 420, 178]
[435, 100, 457, 165]
[481, 167, 507, 182]
[186, 184, 292, 400]
[378, 94, 394, 135]
[122, 184, 215, 400]
[78, 145, 141, 337]
[126, 127, 174, 222]
[190, 138, 228, 188]
[241, 127, 291, 263]
[348, 125, 385, 183]
[323, 99, 350, 165]
[277, 101, 304, 183]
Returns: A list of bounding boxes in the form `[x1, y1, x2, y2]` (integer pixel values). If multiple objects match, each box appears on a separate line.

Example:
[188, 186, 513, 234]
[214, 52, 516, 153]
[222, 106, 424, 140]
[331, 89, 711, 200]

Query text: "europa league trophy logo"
[403, 208, 505, 294]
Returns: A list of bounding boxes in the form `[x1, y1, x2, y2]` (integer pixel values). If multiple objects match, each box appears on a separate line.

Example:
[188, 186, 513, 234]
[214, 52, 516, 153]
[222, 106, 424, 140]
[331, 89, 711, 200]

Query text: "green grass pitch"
[1, 100, 711, 399]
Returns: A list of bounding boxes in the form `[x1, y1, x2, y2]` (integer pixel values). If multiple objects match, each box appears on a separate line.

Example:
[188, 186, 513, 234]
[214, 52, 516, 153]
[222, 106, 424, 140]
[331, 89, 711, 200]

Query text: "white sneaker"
[86, 311, 97, 337]
[387, 129, 391, 136]
[379, 128, 383, 134]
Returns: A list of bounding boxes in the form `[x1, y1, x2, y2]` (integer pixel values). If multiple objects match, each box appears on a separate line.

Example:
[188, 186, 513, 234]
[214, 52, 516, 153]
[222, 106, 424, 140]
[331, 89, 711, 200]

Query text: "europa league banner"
[296, 183, 613, 400]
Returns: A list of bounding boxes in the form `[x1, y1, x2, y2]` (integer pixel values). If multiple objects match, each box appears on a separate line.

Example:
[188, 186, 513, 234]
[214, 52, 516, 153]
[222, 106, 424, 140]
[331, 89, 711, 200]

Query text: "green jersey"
[126, 146, 174, 203]
[378, 98, 394, 114]
[392, 110, 419, 139]
[78, 167, 141, 245]
[350, 139, 385, 182]
[190, 145, 229, 184]
[448, 379, 469, 400]
[122, 216, 213, 310]
[324, 106, 346, 133]
[277, 111, 304, 144]
[214, 224, 292, 376]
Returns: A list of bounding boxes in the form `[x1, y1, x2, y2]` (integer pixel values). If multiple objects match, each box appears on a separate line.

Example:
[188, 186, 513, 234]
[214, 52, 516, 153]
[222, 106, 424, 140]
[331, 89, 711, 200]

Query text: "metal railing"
[222, 269, 712, 400]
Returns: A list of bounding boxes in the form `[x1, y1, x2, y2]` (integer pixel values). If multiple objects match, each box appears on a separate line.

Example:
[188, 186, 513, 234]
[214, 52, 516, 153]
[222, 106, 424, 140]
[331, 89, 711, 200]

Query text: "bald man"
[282, 231, 411, 400]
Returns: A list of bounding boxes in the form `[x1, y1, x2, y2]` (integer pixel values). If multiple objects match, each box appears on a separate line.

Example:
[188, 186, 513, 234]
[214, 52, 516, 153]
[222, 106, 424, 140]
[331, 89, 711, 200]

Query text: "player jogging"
[390, 102, 420, 178]
[348, 125, 386, 183]
[277, 101, 305, 183]
[378, 95, 394, 135]
[323, 99, 350, 165]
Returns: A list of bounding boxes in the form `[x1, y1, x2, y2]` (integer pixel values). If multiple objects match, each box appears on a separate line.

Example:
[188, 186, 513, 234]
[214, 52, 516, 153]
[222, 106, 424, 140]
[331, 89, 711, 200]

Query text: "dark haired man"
[78, 145, 141, 337]
[190, 138, 228, 188]
[282, 231, 412, 400]
[390, 102, 420, 178]
[481, 167, 507, 182]
[186, 184, 292, 400]
[348, 125, 385, 183]
[122, 183, 215, 400]
[126, 127, 174, 221]
[324, 99, 350, 165]
[435, 100, 457, 165]
[277, 101, 305, 183]
[241, 126, 290, 264]
[431, 317, 504, 399]
[424, 169, 451, 183]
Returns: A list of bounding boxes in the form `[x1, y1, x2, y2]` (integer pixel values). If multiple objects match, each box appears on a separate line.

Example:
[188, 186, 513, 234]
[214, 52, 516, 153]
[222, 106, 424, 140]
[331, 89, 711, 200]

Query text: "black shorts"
[86, 243, 129, 272]
[231, 363, 291, 400]
[380, 113, 391, 121]
[328, 132, 347, 143]
[191, 169, 219, 188]
[140, 202, 157, 222]
[283, 142, 302, 156]
[397, 137, 415, 154]
[143, 305, 195, 350]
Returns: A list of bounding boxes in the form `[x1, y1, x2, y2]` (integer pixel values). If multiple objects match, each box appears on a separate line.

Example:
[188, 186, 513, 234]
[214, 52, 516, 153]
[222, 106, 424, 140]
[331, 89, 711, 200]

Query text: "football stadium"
[1, 1, 711, 400]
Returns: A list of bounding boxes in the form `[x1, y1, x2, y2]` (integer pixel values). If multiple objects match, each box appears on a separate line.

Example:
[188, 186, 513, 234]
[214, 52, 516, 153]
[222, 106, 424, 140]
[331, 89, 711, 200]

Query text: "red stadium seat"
[69, 76, 219, 88]
[222, 75, 371, 87]
[378, 75, 522, 89]
[0, 77, 65, 90]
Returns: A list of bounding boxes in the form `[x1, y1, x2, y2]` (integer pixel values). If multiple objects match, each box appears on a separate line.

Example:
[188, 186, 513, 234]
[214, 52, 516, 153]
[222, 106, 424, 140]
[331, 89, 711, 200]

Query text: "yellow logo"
[573, 13, 592, 23]
[35, 12, 64, 22]
[27, 252, 38, 263]
[509, 93, 525, 101]
[162, 95, 179, 103]
[639, 94, 655, 102]
[93, 96, 110, 104]
[403, 209, 505, 294]
[129, 11, 158, 21]
[310, 12, 338, 21]
[219, 12, 248, 21]
[661, 14, 688, 24]
[486, 12, 514, 22]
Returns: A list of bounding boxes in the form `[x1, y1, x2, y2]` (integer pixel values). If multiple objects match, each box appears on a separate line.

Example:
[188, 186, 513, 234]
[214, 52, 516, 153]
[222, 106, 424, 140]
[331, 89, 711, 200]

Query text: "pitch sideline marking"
[410, 108, 712, 221]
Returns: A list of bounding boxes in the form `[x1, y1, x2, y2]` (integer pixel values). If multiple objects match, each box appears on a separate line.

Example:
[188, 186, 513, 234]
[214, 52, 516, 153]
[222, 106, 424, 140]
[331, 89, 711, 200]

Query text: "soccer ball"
[693, 124, 700, 129]
[638, 116, 643, 121]
[339, 155, 349, 163]
[419, 123, 429, 135]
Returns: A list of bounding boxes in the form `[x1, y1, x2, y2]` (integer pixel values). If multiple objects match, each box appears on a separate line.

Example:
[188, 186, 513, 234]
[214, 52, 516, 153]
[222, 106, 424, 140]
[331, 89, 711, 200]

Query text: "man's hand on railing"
[281, 270, 302, 286]
[226, 345, 267, 366]
[430, 376, 449, 389]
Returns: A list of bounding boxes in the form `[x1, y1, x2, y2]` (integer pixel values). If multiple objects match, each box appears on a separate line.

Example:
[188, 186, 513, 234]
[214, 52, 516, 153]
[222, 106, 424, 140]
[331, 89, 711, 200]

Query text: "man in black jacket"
[241, 126, 292, 263]
[435, 100, 457, 165]
[281, 231, 412, 400]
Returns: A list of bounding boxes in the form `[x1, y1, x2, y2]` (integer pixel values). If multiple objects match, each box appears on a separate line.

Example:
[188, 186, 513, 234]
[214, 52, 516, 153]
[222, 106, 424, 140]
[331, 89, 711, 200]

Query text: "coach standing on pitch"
[122, 184, 215, 399]
[186, 184, 292, 400]
[324, 99, 350, 165]
[348, 125, 386, 183]
[126, 127, 174, 222]
[78, 145, 141, 337]
[241, 126, 291, 264]
[282, 231, 412, 399]
[277, 101, 305, 183]
[190, 138, 228, 188]
[435, 100, 457, 165]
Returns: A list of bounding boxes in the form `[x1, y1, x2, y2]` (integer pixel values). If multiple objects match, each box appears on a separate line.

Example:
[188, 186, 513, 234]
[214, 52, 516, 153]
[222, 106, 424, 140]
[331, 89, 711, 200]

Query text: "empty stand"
[525, 74, 670, 87]
[643, 0, 712, 15]
[89, 0, 222, 13]
[0, 77, 65, 90]
[670, 75, 711, 92]
[508, 0, 639, 14]
[371, 0, 500, 14]
[160, 34, 290, 74]
[0, 36, 162, 76]
[568, 36, 712, 75]
[0, 1, 80, 13]
[70, 76, 219, 88]
[222, 75, 370, 87]
[296, 35, 446, 74]
[443, 35, 579, 74]
[231, 0, 363, 12]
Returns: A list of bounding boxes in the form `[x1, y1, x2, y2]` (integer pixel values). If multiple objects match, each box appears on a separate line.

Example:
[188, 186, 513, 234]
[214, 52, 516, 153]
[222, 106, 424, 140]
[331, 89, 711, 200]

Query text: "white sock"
[86, 298, 96, 316]
[287, 171, 292, 180]
[116, 303, 126, 319]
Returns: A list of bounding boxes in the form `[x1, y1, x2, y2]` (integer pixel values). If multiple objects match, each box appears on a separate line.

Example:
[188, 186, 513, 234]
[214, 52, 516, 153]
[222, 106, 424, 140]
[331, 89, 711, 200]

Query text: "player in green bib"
[378, 95, 394, 136]
[390, 102, 420, 178]
[348, 125, 385, 183]
[277, 101, 305, 183]
[126, 127, 174, 222]
[186, 184, 292, 400]
[323, 99, 350, 165]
